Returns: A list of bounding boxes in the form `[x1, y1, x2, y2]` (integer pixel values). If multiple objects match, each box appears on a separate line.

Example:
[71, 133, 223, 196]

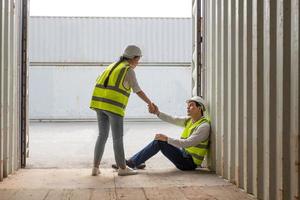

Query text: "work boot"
[111, 160, 146, 170]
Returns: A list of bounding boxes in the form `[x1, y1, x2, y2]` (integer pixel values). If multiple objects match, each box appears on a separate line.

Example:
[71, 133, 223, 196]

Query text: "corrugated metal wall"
[0, 0, 28, 181]
[203, 0, 299, 199]
[29, 66, 192, 120]
[28, 17, 192, 120]
[29, 17, 192, 64]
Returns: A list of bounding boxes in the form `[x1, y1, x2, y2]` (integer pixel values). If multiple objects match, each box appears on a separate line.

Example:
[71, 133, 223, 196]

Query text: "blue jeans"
[129, 140, 197, 171]
[93, 110, 126, 168]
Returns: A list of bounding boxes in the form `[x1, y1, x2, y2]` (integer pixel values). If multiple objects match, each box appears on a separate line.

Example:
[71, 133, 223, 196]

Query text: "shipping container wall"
[29, 17, 192, 120]
[29, 65, 192, 120]
[0, 0, 28, 181]
[29, 17, 192, 64]
[202, 0, 299, 199]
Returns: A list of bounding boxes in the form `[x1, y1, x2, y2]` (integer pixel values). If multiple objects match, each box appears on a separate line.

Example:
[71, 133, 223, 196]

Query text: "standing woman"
[90, 45, 154, 176]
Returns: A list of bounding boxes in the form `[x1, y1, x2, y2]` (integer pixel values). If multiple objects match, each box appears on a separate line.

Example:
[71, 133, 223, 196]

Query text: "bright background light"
[30, 0, 192, 18]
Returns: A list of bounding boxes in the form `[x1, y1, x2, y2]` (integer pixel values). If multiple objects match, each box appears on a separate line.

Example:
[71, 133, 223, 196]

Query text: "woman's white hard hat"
[122, 45, 142, 59]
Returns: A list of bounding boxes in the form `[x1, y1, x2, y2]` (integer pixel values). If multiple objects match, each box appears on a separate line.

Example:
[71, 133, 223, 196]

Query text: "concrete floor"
[0, 122, 256, 200]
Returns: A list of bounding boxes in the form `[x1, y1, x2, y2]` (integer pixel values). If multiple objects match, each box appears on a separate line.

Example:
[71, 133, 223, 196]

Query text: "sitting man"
[113, 96, 210, 171]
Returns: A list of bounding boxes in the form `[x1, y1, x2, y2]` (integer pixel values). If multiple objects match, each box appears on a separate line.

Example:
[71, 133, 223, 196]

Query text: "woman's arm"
[136, 90, 152, 105]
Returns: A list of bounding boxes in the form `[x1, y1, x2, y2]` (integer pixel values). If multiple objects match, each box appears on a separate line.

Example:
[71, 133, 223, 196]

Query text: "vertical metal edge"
[203, 0, 215, 171]
[290, 0, 299, 198]
[217, 0, 223, 175]
[20, 0, 29, 168]
[236, 0, 244, 189]
[252, 0, 258, 196]
[282, 0, 292, 199]
[263, 0, 270, 199]
[196, 0, 202, 97]
[269, 0, 278, 199]
[276, 0, 284, 198]
[245, 0, 254, 194]
[224, 0, 231, 180]
[8, 0, 15, 175]
[256, 0, 265, 198]
[243, 0, 248, 192]
[3, 0, 11, 178]
[0, 0, 4, 182]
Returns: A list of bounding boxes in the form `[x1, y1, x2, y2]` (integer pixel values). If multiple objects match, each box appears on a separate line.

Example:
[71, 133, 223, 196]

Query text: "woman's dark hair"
[119, 56, 130, 62]
[119, 55, 140, 62]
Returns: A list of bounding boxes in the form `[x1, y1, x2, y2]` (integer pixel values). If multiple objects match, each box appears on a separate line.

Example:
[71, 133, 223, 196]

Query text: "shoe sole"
[118, 173, 138, 176]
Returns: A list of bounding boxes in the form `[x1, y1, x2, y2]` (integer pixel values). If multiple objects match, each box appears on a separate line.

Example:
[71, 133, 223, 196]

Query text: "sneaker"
[118, 166, 138, 176]
[91, 167, 100, 176]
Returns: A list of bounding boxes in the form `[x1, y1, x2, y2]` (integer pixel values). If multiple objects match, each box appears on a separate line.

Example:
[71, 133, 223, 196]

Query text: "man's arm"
[167, 122, 210, 148]
[149, 104, 188, 127]
[157, 112, 189, 127]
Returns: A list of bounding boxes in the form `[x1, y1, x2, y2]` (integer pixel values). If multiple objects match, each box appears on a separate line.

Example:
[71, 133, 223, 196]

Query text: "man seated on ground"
[112, 96, 210, 171]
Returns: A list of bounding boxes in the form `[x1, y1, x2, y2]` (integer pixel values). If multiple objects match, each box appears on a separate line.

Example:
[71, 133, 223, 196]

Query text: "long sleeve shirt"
[157, 112, 210, 148]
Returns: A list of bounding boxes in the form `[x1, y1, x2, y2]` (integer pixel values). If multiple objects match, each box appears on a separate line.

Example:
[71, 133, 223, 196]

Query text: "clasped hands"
[148, 102, 159, 115]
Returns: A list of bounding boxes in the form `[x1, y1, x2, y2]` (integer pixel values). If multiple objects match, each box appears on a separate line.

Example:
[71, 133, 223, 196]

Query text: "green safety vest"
[181, 117, 210, 166]
[90, 61, 132, 117]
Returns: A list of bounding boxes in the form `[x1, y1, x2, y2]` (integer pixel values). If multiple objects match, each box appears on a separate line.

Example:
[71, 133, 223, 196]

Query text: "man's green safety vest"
[90, 61, 132, 117]
[181, 117, 210, 166]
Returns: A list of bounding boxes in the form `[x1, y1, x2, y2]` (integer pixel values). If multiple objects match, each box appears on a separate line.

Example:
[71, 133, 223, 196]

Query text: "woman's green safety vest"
[90, 61, 132, 117]
[181, 117, 210, 166]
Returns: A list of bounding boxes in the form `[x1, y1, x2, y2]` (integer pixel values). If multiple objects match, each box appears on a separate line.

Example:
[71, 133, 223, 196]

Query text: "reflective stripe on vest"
[181, 117, 210, 166]
[90, 61, 131, 117]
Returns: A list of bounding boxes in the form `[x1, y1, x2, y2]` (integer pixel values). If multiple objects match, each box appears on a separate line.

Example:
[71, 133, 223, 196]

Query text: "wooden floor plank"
[144, 187, 188, 200]
[116, 188, 147, 200]
[70, 189, 92, 200]
[90, 189, 117, 200]
[0, 189, 18, 200]
[8, 189, 48, 200]
[44, 189, 72, 200]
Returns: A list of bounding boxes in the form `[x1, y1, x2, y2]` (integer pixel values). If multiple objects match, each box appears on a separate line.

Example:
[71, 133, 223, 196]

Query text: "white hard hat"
[186, 96, 207, 110]
[122, 45, 142, 59]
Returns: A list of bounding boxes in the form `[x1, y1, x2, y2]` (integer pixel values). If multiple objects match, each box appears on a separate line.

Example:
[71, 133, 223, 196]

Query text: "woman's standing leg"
[108, 112, 126, 168]
[108, 111, 137, 176]
[93, 110, 110, 168]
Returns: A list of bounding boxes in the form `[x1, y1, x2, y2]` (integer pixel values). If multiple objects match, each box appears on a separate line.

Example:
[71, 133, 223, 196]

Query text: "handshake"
[148, 103, 159, 115]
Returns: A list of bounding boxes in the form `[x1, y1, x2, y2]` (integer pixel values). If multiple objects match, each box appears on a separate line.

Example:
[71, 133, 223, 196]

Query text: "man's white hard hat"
[186, 96, 207, 110]
[122, 45, 142, 59]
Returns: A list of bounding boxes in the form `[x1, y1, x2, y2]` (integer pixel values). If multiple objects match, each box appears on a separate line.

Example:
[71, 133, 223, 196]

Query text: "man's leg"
[158, 141, 196, 170]
[129, 140, 196, 170]
[128, 140, 162, 168]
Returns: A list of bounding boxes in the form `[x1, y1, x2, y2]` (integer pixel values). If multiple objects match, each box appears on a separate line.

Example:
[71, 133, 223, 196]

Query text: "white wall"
[29, 65, 192, 120]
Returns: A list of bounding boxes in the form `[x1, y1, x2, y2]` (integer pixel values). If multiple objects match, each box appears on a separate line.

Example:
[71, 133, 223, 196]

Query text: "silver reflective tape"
[195, 144, 209, 149]
[184, 150, 204, 160]
[92, 96, 126, 109]
[115, 67, 127, 86]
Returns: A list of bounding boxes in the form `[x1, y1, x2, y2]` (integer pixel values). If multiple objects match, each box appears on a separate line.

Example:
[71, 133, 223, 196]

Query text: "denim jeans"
[93, 110, 126, 168]
[129, 140, 197, 170]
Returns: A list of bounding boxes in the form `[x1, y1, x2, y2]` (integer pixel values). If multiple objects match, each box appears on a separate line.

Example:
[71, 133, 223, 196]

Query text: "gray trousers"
[93, 110, 126, 167]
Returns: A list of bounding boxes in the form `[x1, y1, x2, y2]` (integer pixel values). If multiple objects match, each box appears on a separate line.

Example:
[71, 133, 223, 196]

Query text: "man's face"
[186, 101, 201, 116]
